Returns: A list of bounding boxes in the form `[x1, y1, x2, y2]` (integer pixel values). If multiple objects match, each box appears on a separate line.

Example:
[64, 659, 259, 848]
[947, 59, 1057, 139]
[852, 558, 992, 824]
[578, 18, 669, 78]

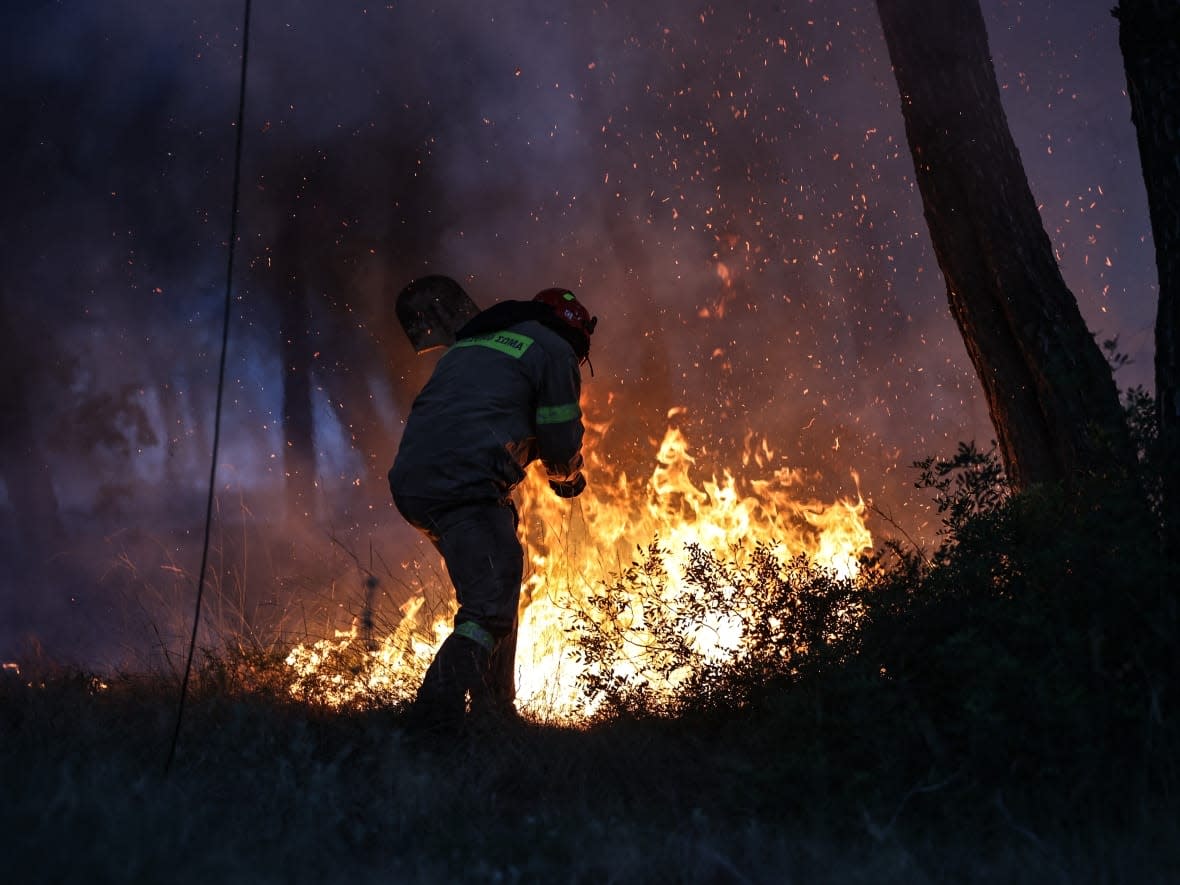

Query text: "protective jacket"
[388, 302, 585, 503]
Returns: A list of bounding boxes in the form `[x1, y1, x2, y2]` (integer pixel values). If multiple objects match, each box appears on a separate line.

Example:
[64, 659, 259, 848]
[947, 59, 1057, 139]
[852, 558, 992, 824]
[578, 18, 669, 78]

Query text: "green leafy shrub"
[569, 435, 1178, 812]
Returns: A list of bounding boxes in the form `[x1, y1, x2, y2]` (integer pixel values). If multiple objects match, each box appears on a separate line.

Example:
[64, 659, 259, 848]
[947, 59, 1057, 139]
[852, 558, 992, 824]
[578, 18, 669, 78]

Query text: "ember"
[285, 418, 872, 721]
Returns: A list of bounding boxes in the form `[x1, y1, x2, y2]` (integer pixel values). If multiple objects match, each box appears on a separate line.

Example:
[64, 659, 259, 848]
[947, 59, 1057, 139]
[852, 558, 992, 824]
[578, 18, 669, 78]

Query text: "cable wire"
[166, 0, 253, 773]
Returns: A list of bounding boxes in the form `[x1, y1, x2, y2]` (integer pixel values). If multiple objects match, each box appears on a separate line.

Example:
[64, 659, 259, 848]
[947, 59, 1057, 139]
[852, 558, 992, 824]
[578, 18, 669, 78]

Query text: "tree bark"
[875, 0, 1139, 492]
[1114, 0, 1180, 553]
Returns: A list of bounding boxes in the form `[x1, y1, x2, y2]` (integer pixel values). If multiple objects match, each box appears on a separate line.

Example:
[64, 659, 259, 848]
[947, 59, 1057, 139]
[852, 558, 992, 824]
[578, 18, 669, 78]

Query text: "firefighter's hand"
[549, 472, 586, 498]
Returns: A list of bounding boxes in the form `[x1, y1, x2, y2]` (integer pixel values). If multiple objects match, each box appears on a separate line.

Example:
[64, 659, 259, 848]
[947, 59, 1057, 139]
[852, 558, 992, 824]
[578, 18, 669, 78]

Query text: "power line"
[166, 0, 253, 774]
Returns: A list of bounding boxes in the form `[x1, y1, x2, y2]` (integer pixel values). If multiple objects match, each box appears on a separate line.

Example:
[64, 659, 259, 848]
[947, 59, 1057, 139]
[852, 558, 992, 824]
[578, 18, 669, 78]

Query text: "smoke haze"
[0, 0, 1156, 665]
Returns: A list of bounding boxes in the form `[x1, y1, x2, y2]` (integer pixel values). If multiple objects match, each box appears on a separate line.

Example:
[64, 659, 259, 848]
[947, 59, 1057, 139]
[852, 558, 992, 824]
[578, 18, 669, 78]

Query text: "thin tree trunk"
[0, 291, 65, 563]
[277, 224, 318, 523]
[1115, 0, 1180, 554]
[875, 0, 1139, 491]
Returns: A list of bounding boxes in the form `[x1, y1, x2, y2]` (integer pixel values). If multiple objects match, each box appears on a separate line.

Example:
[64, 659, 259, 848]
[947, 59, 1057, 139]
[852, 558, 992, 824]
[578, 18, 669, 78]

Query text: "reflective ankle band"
[454, 621, 495, 652]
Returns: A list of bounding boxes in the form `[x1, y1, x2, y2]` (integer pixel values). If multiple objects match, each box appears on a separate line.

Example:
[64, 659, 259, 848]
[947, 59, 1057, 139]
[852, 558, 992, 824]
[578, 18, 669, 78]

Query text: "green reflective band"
[454, 621, 495, 652]
[562, 291, 575, 301]
[536, 402, 582, 425]
[452, 330, 534, 358]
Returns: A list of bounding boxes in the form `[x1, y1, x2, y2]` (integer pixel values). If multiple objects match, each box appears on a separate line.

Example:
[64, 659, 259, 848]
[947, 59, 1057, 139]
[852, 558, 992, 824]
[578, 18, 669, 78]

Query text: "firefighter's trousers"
[392, 494, 522, 717]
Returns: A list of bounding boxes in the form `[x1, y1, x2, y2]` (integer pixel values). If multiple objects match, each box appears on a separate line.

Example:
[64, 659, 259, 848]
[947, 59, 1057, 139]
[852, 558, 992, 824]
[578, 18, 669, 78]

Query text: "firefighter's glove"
[549, 472, 586, 499]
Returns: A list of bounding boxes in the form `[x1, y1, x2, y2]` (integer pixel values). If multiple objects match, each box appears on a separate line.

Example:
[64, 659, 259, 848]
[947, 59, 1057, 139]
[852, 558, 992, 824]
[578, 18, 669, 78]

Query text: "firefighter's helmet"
[533, 288, 597, 340]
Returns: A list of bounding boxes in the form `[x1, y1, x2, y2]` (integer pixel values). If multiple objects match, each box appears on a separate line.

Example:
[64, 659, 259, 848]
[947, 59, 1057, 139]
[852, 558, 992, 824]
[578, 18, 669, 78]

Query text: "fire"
[284, 422, 872, 721]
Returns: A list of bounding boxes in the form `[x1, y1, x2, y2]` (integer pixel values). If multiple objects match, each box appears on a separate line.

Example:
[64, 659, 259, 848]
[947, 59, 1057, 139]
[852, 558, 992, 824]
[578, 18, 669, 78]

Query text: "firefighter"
[389, 287, 597, 732]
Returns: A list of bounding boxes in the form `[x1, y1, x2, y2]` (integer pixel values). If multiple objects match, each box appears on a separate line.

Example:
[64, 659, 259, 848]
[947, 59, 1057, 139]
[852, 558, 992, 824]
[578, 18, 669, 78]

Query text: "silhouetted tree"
[274, 215, 319, 523]
[0, 291, 65, 564]
[874, 0, 1140, 494]
[260, 155, 397, 525]
[1114, 0, 1180, 554]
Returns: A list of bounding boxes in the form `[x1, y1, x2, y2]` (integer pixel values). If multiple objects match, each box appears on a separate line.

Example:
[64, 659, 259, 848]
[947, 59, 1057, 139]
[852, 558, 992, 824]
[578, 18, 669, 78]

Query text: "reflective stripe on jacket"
[389, 318, 584, 502]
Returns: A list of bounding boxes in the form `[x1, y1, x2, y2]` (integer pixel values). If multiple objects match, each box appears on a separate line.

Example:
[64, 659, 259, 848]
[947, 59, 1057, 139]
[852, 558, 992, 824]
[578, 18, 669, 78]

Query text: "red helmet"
[533, 288, 598, 339]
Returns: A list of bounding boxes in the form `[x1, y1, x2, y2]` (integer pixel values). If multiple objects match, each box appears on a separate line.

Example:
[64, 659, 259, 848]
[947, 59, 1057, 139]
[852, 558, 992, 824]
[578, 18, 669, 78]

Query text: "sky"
[0, 0, 1158, 665]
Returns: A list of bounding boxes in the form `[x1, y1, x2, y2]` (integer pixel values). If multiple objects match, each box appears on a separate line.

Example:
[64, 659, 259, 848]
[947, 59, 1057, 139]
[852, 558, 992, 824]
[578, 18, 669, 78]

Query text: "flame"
[285, 421, 872, 721]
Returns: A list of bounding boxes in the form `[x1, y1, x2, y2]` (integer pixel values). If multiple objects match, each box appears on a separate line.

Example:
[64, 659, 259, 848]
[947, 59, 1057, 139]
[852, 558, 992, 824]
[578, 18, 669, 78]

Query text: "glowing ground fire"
[284, 423, 872, 722]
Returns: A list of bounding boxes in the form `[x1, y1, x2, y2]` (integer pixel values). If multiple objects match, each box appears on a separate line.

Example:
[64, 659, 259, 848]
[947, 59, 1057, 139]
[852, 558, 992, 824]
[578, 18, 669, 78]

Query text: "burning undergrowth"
[284, 421, 873, 720]
[568, 541, 864, 719]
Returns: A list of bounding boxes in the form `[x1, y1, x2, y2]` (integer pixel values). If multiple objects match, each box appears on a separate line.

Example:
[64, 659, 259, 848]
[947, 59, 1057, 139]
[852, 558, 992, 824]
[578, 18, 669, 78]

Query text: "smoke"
[0, 0, 1155, 664]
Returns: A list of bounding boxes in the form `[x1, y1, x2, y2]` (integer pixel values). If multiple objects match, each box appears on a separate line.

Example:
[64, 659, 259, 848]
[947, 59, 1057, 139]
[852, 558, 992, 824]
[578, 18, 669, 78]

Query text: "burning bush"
[283, 424, 874, 719]
[570, 541, 864, 719]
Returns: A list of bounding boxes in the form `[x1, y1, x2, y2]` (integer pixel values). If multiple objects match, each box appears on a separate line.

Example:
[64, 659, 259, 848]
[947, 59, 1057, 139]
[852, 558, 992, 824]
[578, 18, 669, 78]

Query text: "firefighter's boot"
[470, 629, 519, 726]
[410, 632, 491, 734]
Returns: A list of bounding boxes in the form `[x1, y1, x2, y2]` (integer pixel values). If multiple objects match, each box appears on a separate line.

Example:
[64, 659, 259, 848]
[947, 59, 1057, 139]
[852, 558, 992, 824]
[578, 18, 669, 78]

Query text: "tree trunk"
[1114, 0, 1180, 554]
[875, 0, 1139, 492]
[0, 291, 65, 565]
[277, 223, 319, 523]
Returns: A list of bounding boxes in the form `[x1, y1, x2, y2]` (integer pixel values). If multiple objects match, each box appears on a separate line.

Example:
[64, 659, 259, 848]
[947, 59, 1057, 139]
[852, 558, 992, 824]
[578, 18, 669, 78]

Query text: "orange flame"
[285, 420, 872, 721]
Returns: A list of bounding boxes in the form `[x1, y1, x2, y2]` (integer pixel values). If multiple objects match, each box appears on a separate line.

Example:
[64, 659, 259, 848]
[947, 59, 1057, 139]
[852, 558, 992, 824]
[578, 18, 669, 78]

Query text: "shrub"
[569, 435, 1179, 810]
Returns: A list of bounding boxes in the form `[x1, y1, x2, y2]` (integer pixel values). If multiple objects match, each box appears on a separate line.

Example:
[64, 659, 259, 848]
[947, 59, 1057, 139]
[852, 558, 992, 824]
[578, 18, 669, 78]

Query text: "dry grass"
[4, 458, 1178, 883]
[2, 637, 1176, 885]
